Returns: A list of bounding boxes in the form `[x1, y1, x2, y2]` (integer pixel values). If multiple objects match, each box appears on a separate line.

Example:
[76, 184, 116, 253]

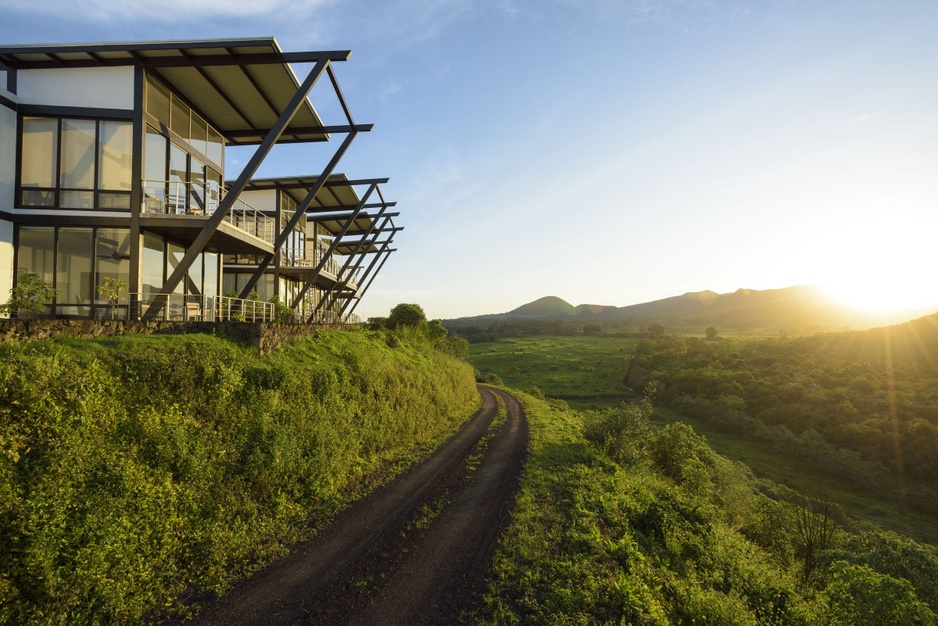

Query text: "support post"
[345, 248, 396, 319]
[142, 59, 331, 320]
[312, 209, 390, 319]
[289, 183, 378, 309]
[236, 129, 373, 298]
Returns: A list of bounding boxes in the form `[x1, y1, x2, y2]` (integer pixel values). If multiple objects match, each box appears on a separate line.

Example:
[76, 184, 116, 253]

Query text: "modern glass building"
[0, 39, 400, 322]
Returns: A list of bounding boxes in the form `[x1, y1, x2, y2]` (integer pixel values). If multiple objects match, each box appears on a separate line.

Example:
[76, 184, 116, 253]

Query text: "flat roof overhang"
[236, 175, 397, 237]
[0, 38, 345, 145]
[140, 215, 275, 255]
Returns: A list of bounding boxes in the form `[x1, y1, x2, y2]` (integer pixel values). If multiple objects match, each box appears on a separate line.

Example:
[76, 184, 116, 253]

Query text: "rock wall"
[0, 320, 349, 354]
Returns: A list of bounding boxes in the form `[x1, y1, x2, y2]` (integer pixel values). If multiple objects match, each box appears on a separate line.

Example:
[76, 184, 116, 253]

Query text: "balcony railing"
[119, 292, 276, 322]
[141, 180, 275, 246]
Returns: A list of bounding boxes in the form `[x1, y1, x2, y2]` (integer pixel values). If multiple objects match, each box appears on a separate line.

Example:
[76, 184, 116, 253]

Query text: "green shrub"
[0, 331, 478, 624]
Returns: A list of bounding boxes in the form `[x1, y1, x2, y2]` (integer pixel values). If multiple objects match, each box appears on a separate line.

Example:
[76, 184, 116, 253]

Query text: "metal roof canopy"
[312, 213, 400, 238]
[238, 175, 390, 210]
[237, 174, 398, 237]
[0, 38, 351, 145]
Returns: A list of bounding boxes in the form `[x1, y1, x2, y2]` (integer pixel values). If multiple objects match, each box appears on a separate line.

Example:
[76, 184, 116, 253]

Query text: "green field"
[468, 336, 638, 400]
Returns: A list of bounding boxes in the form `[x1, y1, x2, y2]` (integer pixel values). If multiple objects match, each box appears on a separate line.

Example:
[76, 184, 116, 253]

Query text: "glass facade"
[56, 228, 93, 317]
[19, 116, 132, 210]
[142, 232, 165, 297]
[145, 73, 223, 170]
[12, 226, 220, 320]
[10, 71, 298, 322]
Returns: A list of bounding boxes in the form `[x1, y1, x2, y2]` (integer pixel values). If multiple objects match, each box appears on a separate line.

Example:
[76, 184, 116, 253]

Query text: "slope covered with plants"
[481, 392, 938, 625]
[624, 316, 938, 514]
[0, 328, 477, 624]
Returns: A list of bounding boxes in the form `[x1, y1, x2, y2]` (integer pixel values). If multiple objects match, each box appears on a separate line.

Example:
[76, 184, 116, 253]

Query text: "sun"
[813, 216, 937, 314]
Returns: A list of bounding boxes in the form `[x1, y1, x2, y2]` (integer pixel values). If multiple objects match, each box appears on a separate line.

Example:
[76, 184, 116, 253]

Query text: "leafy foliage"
[626, 332, 938, 499]
[0, 330, 477, 624]
[387, 303, 427, 329]
[481, 391, 938, 625]
[96, 276, 126, 319]
[0, 273, 58, 318]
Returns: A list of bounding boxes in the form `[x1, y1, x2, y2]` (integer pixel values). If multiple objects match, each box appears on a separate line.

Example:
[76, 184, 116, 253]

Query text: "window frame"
[17, 114, 134, 211]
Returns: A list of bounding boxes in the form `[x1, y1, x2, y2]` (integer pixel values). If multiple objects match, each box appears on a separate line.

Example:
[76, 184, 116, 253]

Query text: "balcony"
[141, 180, 276, 246]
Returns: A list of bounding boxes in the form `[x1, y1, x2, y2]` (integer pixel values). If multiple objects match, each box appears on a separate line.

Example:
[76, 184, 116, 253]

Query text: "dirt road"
[186, 386, 528, 625]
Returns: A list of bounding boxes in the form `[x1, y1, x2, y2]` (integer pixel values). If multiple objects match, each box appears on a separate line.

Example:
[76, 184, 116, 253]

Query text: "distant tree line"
[625, 333, 938, 509]
[444, 318, 649, 342]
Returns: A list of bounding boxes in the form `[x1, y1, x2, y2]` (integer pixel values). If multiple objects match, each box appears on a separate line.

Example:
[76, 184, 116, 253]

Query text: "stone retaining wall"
[0, 319, 349, 354]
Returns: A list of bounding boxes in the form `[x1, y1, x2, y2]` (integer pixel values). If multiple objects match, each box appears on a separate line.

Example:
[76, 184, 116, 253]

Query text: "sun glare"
[814, 216, 936, 314]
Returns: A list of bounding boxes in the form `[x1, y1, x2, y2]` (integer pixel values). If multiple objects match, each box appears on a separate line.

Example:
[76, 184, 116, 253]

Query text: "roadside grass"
[652, 406, 938, 545]
[468, 336, 637, 399]
[469, 333, 938, 546]
[480, 391, 938, 625]
[0, 329, 479, 625]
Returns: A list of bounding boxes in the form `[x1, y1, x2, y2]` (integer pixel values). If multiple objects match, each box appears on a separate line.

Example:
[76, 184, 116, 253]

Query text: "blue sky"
[3, 0, 937, 320]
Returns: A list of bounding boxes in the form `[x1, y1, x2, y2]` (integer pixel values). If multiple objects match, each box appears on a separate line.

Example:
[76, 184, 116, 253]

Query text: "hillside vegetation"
[0, 329, 478, 624]
[481, 392, 938, 624]
[625, 316, 938, 510]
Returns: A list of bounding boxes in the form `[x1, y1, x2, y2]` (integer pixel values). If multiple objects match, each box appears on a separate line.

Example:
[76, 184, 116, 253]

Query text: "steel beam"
[288, 183, 379, 309]
[237, 130, 367, 299]
[344, 248, 396, 319]
[339, 235, 396, 317]
[313, 212, 391, 319]
[142, 59, 331, 320]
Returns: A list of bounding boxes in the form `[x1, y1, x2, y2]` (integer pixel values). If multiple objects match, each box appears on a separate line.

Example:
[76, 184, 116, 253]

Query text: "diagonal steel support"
[142, 59, 332, 320]
[339, 233, 396, 317]
[312, 211, 391, 320]
[344, 247, 396, 319]
[237, 130, 372, 299]
[289, 183, 379, 309]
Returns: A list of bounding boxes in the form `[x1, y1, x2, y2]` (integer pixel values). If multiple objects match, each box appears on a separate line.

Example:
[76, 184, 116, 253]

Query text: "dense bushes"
[625, 332, 938, 492]
[0, 330, 477, 624]
[482, 393, 938, 625]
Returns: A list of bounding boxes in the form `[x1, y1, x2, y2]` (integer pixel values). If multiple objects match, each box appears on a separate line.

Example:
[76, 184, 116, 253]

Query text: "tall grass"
[480, 393, 938, 625]
[0, 329, 477, 624]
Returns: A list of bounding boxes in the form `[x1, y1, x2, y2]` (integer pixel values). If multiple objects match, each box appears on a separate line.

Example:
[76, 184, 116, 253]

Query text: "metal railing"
[280, 243, 342, 277]
[124, 292, 276, 322]
[141, 180, 275, 245]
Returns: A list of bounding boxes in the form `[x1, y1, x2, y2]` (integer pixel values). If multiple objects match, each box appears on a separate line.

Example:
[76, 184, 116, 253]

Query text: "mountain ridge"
[447, 285, 936, 333]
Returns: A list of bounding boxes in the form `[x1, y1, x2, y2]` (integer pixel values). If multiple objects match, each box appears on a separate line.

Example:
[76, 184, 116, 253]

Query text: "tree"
[387, 303, 427, 329]
[583, 322, 603, 336]
[0, 272, 58, 318]
[646, 323, 666, 339]
[705, 326, 719, 341]
[97, 276, 127, 320]
[793, 494, 840, 583]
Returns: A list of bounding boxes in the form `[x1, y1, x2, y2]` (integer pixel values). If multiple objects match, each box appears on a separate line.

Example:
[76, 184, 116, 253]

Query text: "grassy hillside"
[0, 329, 478, 624]
[480, 392, 938, 624]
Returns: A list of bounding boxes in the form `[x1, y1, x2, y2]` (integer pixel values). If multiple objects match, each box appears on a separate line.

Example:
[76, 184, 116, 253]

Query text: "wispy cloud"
[5, 0, 336, 21]
[846, 110, 886, 125]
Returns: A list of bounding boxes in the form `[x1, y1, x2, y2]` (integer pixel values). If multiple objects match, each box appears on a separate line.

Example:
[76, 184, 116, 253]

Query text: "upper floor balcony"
[141, 179, 276, 253]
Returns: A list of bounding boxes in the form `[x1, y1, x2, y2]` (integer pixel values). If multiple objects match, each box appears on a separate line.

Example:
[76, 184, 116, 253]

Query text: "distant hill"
[508, 296, 578, 318]
[446, 286, 936, 334]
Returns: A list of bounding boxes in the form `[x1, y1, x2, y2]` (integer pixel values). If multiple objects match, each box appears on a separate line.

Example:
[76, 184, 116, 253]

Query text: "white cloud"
[846, 110, 886, 125]
[5, 0, 335, 23]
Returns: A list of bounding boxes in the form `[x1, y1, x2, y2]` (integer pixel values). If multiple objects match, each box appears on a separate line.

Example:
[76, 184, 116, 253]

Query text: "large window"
[145, 73, 223, 168]
[19, 116, 132, 210]
[56, 228, 93, 317]
[144, 126, 221, 216]
[13, 226, 219, 319]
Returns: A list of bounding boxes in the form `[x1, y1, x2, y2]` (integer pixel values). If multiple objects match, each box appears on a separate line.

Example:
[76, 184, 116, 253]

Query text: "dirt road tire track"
[185, 385, 528, 625]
